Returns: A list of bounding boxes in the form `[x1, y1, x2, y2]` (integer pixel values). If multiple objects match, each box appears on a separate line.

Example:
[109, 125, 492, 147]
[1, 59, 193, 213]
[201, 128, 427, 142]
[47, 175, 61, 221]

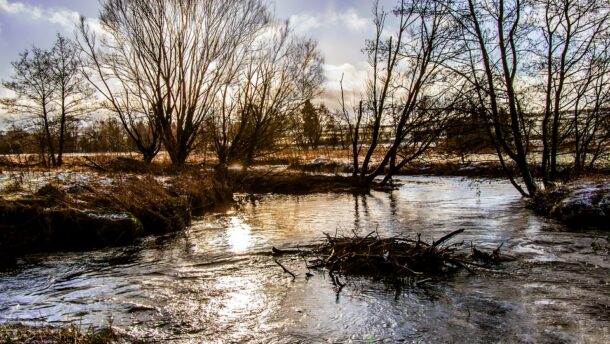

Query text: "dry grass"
[3, 149, 607, 181]
[0, 173, 216, 256]
[0, 324, 137, 344]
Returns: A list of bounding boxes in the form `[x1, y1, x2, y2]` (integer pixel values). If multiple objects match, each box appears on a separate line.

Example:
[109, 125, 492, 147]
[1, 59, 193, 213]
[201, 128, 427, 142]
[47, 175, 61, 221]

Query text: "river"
[0, 176, 608, 343]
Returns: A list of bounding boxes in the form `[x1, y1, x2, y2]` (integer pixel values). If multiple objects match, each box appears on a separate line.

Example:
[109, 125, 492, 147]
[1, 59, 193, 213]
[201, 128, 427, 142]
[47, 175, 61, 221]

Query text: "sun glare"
[226, 217, 253, 253]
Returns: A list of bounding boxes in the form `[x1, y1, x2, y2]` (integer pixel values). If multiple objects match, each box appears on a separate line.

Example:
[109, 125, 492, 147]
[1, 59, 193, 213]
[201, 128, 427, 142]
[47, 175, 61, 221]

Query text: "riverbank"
[0, 168, 232, 259]
[529, 179, 610, 228]
[288, 158, 511, 178]
[1, 154, 608, 260]
[288, 157, 610, 179]
[0, 160, 378, 259]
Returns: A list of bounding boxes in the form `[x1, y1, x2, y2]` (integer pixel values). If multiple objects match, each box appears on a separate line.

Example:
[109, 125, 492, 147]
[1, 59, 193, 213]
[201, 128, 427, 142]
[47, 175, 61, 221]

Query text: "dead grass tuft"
[0, 324, 141, 344]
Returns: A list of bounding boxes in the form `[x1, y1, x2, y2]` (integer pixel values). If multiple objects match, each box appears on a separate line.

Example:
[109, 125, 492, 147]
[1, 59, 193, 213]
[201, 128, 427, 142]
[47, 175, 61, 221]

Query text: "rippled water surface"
[1, 176, 609, 343]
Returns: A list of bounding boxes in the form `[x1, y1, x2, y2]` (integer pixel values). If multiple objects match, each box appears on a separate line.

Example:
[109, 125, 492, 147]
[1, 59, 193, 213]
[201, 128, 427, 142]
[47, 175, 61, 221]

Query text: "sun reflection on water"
[226, 217, 253, 253]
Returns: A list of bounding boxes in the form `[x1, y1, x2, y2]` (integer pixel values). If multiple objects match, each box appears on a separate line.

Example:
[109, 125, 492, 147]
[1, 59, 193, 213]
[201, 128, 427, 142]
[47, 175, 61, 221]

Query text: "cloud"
[319, 62, 371, 109]
[289, 9, 372, 35]
[284, 6, 374, 109]
[0, 0, 80, 31]
[338, 10, 370, 31]
[289, 13, 321, 32]
[323, 62, 369, 91]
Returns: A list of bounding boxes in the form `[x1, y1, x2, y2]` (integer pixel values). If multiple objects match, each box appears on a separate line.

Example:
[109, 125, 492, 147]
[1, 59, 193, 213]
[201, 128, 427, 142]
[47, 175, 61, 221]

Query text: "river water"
[0, 176, 608, 343]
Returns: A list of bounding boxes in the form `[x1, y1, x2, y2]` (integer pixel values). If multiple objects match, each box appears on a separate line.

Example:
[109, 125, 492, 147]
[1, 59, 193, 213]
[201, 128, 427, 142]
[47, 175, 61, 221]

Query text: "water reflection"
[0, 176, 608, 343]
[226, 217, 253, 253]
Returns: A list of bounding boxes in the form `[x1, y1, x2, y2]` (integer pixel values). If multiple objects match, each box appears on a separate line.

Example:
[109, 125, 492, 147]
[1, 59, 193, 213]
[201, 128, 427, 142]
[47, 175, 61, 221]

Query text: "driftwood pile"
[273, 229, 507, 287]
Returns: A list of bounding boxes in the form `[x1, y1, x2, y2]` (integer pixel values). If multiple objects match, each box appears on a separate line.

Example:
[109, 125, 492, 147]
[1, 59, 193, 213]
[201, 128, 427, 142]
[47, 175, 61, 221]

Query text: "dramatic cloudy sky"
[0, 0, 397, 122]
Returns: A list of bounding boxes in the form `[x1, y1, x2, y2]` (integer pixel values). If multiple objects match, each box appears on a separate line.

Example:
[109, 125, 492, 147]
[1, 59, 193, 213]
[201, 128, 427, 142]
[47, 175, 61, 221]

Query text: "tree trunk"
[57, 99, 67, 167]
[42, 105, 57, 168]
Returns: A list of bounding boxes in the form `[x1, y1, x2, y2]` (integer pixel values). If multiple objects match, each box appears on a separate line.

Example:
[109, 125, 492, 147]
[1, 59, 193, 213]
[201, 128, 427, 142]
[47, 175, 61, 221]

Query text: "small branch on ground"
[274, 259, 296, 280]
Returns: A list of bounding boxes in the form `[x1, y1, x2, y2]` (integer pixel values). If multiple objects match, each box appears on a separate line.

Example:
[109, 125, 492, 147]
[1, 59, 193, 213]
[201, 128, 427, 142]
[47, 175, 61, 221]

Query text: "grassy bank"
[230, 170, 369, 194]
[288, 157, 610, 180]
[0, 159, 370, 259]
[0, 167, 232, 259]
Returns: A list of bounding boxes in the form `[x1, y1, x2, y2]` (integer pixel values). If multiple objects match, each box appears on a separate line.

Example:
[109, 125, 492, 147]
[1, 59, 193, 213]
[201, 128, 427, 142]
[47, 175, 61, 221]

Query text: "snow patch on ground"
[552, 181, 610, 227]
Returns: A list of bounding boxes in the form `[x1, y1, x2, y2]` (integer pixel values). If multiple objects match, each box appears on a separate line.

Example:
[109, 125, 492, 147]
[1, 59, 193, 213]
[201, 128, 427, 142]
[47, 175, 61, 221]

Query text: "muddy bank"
[529, 181, 610, 228]
[0, 172, 231, 258]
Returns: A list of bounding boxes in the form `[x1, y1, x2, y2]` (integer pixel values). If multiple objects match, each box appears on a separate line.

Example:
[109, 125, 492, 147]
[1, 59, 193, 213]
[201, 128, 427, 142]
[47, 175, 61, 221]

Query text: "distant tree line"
[0, 118, 141, 156]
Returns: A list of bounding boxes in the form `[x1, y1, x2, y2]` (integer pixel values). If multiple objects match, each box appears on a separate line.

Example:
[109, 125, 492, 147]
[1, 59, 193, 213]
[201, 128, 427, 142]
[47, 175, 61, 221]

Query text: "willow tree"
[79, 17, 162, 163]
[451, 0, 540, 197]
[80, 0, 270, 165]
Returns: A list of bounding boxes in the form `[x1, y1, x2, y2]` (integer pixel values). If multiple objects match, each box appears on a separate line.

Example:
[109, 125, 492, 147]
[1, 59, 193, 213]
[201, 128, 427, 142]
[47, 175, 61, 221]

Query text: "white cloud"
[323, 62, 370, 91]
[289, 9, 372, 35]
[0, 0, 80, 31]
[319, 62, 371, 110]
[289, 13, 322, 32]
[338, 10, 370, 32]
[0, 0, 36, 15]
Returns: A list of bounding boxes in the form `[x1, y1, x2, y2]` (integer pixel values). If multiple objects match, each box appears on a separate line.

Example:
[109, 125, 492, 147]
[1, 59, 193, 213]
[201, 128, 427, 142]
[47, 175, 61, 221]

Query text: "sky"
[0, 0, 395, 124]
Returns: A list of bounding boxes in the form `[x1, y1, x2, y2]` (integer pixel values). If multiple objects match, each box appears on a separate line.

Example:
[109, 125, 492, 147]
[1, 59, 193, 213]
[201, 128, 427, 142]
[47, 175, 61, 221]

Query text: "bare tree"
[209, 23, 323, 165]
[80, 0, 270, 166]
[571, 36, 610, 173]
[343, 0, 464, 186]
[453, 0, 539, 197]
[338, 75, 367, 178]
[78, 17, 162, 163]
[51, 34, 93, 166]
[1, 47, 56, 166]
[537, 0, 610, 183]
[1, 35, 90, 167]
